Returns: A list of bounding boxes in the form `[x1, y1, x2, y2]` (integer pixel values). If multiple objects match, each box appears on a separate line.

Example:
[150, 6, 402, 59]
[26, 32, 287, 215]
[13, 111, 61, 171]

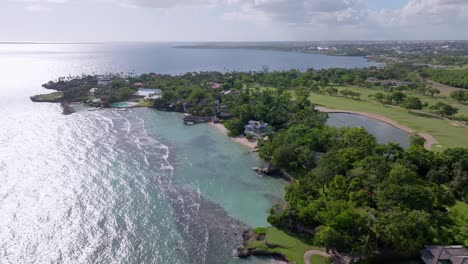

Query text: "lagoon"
[327, 113, 411, 148]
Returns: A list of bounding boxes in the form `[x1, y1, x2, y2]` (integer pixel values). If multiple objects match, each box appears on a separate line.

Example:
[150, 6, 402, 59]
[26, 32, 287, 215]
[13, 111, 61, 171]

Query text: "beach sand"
[209, 122, 258, 149]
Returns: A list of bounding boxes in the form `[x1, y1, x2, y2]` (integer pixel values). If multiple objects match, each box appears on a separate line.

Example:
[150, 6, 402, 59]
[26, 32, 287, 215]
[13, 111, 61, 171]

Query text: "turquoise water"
[141, 110, 287, 227]
[111, 102, 136, 108]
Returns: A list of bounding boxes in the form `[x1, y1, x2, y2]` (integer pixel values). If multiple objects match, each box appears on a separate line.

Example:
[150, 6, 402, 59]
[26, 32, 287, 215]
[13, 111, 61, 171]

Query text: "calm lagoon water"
[327, 113, 411, 148]
[0, 43, 383, 263]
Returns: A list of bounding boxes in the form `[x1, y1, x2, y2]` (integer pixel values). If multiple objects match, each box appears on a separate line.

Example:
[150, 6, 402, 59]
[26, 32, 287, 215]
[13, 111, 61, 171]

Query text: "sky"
[1, 0, 467, 42]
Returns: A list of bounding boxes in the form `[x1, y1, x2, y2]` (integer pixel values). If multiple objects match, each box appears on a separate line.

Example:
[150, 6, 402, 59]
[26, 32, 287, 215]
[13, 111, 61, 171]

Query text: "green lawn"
[136, 99, 154, 107]
[324, 85, 468, 117]
[310, 255, 330, 264]
[246, 226, 328, 264]
[307, 88, 468, 150]
[31, 91, 64, 102]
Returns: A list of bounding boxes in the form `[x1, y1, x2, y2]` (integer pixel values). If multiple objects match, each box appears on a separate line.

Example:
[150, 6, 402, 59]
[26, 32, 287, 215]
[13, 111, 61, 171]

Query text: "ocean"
[0, 43, 378, 263]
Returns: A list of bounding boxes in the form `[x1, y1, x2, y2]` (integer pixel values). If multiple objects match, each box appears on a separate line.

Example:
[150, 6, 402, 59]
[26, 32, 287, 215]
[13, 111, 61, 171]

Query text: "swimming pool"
[110, 102, 138, 108]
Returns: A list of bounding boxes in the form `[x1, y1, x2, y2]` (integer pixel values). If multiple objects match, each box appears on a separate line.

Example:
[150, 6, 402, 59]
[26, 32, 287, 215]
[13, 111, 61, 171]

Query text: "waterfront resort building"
[98, 78, 112, 86]
[421, 245, 468, 264]
[244, 120, 269, 138]
[133, 88, 162, 100]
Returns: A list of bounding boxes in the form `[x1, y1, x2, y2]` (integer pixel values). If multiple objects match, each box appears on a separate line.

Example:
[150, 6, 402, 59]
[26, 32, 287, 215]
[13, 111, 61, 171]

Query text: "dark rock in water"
[253, 163, 293, 183]
[183, 115, 212, 124]
[235, 247, 251, 258]
[61, 101, 75, 115]
[166, 186, 249, 264]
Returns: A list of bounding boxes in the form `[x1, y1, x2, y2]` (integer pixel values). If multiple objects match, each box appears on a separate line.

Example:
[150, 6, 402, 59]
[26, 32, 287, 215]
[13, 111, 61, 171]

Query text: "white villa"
[89, 88, 98, 95]
[133, 88, 162, 100]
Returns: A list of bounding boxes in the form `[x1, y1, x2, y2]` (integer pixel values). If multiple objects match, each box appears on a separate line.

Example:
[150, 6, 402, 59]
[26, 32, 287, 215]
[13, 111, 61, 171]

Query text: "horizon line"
[1, 40, 468, 45]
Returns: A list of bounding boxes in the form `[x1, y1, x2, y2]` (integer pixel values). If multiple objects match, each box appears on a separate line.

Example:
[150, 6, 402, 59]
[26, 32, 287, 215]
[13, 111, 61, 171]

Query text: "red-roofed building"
[133, 82, 145, 88]
[207, 82, 222, 89]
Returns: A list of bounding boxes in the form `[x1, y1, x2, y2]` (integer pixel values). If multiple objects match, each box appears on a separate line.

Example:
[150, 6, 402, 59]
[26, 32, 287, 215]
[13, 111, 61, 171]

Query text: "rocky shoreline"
[235, 229, 290, 263]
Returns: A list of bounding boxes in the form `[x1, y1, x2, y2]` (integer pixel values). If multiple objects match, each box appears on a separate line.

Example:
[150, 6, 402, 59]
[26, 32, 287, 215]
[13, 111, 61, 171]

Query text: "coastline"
[208, 122, 258, 149]
[316, 106, 439, 149]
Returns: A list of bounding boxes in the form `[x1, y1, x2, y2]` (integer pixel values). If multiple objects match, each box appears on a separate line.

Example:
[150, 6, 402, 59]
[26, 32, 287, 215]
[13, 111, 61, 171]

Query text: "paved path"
[315, 106, 439, 150]
[304, 250, 331, 264]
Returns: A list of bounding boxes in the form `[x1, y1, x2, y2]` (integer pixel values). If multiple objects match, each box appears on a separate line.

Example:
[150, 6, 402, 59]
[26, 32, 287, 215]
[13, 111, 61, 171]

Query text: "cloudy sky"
[1, 0, 467, 41]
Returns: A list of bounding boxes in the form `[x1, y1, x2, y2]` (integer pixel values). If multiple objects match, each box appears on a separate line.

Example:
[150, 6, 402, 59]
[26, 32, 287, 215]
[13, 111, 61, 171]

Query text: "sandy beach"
[316, 106, 439, 149]
[209, 122, 258, 149]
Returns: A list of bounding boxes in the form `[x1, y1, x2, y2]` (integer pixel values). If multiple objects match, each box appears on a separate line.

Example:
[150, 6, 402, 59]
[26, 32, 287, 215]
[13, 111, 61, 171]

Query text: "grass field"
[31, 91, 64, 102]
[427, 80, 465, 97]
[246, 226, 329, 264]
[310, 255, 330, 264]
[136, 99, 154, 107]
[306, 86, 467, 150]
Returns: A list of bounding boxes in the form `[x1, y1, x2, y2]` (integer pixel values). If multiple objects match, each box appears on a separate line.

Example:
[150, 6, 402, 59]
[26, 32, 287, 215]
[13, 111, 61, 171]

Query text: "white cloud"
[24, 4, 49, 11]
[220, 0, 468, 39]
[11, 0, 69, 11]
[112, 0, 223, 8]
[6, 0, 468, 40]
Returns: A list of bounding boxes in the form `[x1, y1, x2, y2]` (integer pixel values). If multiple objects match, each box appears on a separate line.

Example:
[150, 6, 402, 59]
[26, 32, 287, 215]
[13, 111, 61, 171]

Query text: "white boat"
[117, 108, 127, 112]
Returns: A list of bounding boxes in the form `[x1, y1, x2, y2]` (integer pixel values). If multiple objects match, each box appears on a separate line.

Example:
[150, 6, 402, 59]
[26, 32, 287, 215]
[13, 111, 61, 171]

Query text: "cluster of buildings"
[133, 88, 162, 100]
[365, 77, 412, 87]
[86, 78, 163, 107]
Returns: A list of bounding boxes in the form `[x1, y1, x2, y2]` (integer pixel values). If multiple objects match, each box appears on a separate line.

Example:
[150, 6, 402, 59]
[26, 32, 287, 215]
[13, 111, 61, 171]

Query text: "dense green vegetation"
[93, 82, 137, 105]
[450, 202, 468, 246]
[421, 68, 468, 89]
[450, 90, 468, 103]
[261, 121, 467, 258]
[43, 75, 138, 105]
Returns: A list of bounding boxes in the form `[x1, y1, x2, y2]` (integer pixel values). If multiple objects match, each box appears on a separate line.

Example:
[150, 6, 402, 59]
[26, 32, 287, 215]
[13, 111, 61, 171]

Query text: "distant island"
[31, 61, 468, 263]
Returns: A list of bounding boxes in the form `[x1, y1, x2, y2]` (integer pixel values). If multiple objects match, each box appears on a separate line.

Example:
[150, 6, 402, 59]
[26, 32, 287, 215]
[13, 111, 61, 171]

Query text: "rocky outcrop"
[253, 163, 293, 183]
[61, 101, 75, 115]
[235, 229, 289, 262]
[183, 115, 213, 124]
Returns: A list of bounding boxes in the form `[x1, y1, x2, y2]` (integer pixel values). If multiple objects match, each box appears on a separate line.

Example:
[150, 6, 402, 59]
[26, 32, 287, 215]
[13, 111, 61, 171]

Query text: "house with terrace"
[421, 245, 468, 264]
[244, 120, 270, 139]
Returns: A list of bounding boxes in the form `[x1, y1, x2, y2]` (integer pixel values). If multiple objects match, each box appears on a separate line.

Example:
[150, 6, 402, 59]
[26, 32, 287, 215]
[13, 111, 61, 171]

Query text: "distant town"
[177, 40, 468, 66]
